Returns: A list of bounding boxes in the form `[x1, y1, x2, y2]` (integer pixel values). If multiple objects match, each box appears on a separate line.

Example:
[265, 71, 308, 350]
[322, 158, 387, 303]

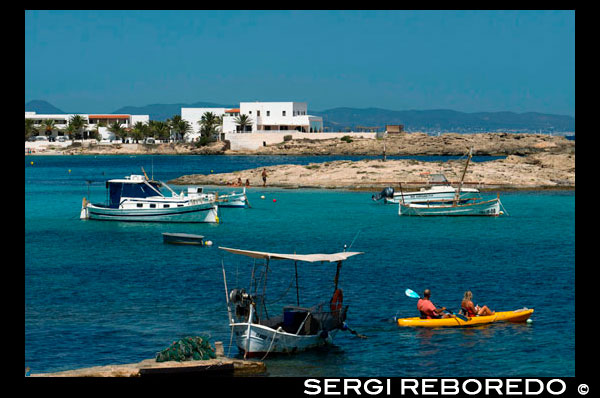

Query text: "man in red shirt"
[417, 289, 452, 319]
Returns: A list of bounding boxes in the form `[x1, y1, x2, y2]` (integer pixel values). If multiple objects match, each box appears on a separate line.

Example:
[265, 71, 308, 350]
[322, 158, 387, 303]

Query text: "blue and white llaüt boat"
[80, 174, 219, 223]
[398, 196, 502, 216]
[372, 174, 481, 205]
[217, 187, 248, 208]
[220, 247, 363, 358]
[397, 149, 504, 216]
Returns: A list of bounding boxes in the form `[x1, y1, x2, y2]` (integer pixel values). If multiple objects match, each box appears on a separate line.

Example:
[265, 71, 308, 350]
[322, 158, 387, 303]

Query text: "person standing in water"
[262, 168, 268, 187]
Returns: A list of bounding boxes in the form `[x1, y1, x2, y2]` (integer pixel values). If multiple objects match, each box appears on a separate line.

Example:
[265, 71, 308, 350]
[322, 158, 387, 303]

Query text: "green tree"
[149, 120, 170, 142]
[131, 121, 147, 143]
[108, 121, 127, 143]
[69, 115, 87, 141]
[25, 119, 36, 141]
[233, 114, 253, 133]
[65, 124, 76, 141]
[198, 112, 221, 145]
[43, 119, 56, 140]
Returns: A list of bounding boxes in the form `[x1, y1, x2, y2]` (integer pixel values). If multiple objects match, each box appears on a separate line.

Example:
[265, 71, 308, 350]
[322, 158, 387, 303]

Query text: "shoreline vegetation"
[26, 133, 575, 191]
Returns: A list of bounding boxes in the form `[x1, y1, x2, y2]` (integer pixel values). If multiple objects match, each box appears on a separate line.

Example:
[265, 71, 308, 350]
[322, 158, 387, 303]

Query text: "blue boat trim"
[88, 206, 215, 217]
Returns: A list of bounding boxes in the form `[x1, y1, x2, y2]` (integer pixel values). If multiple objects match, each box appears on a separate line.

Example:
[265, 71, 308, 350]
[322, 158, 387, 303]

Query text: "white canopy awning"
[219, 247, 363, 263]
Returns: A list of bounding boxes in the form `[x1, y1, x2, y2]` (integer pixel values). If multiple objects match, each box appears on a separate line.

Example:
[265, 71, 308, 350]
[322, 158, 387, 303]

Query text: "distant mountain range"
[25, 100, 575, 133]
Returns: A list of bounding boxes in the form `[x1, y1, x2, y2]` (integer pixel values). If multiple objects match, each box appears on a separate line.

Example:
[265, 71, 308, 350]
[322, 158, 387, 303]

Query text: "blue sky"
[25, 10, 575, 116]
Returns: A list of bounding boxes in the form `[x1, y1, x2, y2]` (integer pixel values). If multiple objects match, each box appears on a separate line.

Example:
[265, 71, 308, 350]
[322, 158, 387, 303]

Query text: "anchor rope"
[260, 326, 282, 361]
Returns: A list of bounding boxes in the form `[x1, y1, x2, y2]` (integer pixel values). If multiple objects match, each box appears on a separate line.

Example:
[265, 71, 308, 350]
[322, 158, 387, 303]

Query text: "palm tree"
[167, 115, 183, 142]
[177, 119, 192, 142]
[43, 119, 56, 140]
[198, 112, 220, 143]
[233, 114, 253, 133]
[131, 121, 147, 143]
[149, 120, 170, 142]
[69, 115, 87, 141]
[65, 124, 76, 141]
[108, 121, 127, 143]
[25, 119, 35, 141]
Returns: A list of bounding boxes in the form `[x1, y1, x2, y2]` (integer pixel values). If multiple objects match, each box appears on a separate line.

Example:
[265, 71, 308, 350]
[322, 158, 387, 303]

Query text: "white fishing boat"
[217, 187, 248, 208]
[399, 196, 502, 216]
[373, 174, 481, 205]
[398, 149, 506, 217]
[80, 174, 219, 223]
[220, 246, 364, 358]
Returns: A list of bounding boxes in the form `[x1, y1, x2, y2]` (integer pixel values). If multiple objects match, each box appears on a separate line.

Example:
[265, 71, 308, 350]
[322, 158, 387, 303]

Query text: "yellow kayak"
[397, 308, 534, 327]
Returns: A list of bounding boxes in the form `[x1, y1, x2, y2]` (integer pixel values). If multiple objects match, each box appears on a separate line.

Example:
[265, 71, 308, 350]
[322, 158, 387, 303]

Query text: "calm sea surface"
[25, 155, 574, 376]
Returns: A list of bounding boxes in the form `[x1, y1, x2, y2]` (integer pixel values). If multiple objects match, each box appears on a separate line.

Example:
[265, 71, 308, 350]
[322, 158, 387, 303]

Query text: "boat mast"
[454, 148, 473, 205]
[221, 259, 233, 324]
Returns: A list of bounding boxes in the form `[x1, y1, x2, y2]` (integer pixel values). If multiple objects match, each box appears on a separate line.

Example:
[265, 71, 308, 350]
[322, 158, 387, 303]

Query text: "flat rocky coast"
[168, 133, 575, 191]
[29, 133, 575, 190]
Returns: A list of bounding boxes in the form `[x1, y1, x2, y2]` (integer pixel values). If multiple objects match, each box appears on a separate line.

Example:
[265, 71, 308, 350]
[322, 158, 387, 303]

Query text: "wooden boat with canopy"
[219, 247, 363, 358]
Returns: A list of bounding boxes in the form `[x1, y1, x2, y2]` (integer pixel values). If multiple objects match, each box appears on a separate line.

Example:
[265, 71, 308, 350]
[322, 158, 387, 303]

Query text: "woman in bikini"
[461, 291, 494, 317]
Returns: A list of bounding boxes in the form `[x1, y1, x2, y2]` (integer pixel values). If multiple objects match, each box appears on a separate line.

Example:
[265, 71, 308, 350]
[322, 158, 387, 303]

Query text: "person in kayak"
[417, 289, 452, 319]
[460, 291, 495, 317]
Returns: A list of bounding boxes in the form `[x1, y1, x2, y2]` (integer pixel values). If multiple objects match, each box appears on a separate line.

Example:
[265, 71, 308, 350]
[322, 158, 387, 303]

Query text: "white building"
[25, 112, 150, 141]
[181, 107, 227, 142]
[181, 101, 323, 141]
[229, 102, 323, 133]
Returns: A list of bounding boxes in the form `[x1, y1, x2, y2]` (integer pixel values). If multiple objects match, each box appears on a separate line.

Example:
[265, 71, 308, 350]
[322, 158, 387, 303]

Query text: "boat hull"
[162, 233, 205, 245]
[218, 193, 247, 208]
[83, 202, 219, 223]
[397, 309, 534, 327]
[231, 322, 336, 357]
[385, 189, 480, 205]
[399, 198, 501, 216]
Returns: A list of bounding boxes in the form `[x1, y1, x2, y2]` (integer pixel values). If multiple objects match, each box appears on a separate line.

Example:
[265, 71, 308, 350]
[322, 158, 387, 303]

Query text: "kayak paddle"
[404, 289, 469, 322]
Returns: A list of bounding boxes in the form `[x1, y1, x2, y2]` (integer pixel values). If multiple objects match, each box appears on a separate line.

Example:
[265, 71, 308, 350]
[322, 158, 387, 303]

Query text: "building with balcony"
[25, 112, 149, 140]
[180, 101, 323, 142]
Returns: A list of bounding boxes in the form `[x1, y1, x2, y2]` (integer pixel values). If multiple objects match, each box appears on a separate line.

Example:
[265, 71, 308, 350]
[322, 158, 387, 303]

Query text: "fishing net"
[155, 335, 217, 362]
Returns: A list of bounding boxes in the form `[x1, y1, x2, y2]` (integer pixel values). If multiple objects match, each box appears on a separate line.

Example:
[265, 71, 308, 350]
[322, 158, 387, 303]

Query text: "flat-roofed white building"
[181, 102, 323, 140]
[225, 102, 323, 133]
[181, 107, 228, 141]
[25, 112, 149, 141]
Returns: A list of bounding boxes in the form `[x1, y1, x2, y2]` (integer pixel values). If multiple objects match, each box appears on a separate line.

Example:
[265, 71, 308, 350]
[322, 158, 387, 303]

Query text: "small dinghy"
[162, 233, 207, 245]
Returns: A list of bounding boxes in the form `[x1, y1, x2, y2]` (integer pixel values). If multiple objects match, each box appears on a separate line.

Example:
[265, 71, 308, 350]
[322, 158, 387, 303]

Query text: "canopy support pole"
[333, 260, 342, 292]
[294, 260, 300, 306]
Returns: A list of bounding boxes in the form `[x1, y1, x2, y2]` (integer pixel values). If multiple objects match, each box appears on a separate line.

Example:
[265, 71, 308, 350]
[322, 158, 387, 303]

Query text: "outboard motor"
[229, 288, 252, 319]
[372, 186, 395, 201]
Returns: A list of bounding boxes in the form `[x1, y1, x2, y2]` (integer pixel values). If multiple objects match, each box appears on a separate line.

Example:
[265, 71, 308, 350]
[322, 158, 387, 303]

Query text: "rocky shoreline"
[169, 151, 575, 191]
[167, 133, 575, 190]
[27, 133, 575, 191]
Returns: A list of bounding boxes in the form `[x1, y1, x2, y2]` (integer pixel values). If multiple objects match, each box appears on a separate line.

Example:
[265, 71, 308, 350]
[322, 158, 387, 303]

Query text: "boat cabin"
[105, 175, 163, 208]
[428, 174, 450, 186]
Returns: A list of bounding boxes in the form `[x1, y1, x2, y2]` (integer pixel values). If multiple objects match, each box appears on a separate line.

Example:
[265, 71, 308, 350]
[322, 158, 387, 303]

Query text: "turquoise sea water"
[25, 155, 574, 376]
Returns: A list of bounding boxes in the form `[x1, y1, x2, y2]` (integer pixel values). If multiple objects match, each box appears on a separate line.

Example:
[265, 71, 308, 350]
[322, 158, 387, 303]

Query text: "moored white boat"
[397, 148, 506, 217]
[218, 187, 248, 208]
[399, 197, 502, 216]
[373, 174, 480, 205]
[80, 174, 219, 223]
[220, 247, 363, 358]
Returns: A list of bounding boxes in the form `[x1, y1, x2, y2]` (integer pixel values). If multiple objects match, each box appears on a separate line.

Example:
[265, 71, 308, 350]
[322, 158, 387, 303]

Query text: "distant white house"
[180, 101, 323, 142]
[181, 107, 227, 141]
[25, 111, 150, 141]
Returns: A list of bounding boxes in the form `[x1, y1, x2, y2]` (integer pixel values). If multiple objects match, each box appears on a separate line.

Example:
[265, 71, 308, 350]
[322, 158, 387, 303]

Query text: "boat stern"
[80, 197, 89, 220]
